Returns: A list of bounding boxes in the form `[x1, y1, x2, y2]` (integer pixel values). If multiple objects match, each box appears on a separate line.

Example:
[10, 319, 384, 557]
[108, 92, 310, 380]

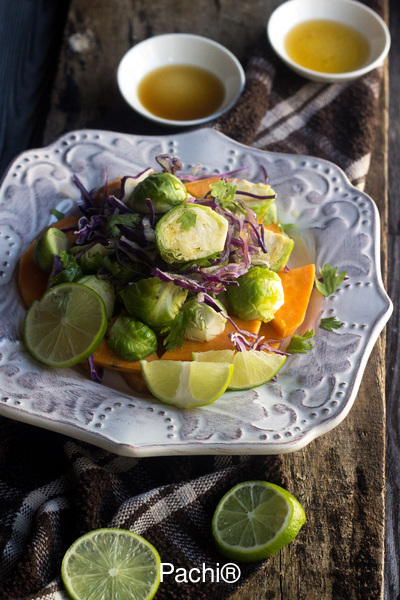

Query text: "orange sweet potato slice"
[17, 215, 79, 308]
[160, 317, 261, 361]
[184, 177, 222, 198]
[263, 222, 282, 234]
[91, 338, 158, 373]
[260, 264, 315, 339]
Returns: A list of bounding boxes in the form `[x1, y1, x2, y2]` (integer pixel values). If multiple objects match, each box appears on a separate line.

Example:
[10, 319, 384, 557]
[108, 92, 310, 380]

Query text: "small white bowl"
[267, 0, 390, 83]
[117, 33, 245, 126]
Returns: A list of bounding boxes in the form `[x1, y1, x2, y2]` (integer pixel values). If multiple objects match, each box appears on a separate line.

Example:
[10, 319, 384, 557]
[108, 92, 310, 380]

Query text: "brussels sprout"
[155, 204, 228, 264]
[76, 243, 112, 274]
[102, 256, 147, 282]
[226, 266, 284, 322]
[33, 228, 70, 273]
[235, 180, 276, 219]
[126, 172, 188, 213]
[183, 297, 226, 342]
[120, 277, 188, 328]
[261, 202, 279, 226]
[106, 315, 157, 361]
[78, 275, 116, 318]
[251, 228, 294, 272]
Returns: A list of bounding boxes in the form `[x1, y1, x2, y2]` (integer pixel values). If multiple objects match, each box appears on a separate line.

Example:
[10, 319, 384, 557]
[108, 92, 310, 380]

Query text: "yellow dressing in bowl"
[284, 19, 370, 74]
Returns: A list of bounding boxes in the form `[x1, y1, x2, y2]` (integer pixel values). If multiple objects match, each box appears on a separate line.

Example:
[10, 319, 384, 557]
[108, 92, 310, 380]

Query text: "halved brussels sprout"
[261, 202, 279, 226]
[155, 204, 228, 264]
[75, 243, 112, 274]
[120, 277, 188, 328]
[78, 275, 116, 318]
[106, 315, 157, 361]
[251, 228, 294, 272]
[126, 172, 188, 213]
[235, 179, 276, 219]
[226, 266, 284, 322]
[183, 297, 226, 342]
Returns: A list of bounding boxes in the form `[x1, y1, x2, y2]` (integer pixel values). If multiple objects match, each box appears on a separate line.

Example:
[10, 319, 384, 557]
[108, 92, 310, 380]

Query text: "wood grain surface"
[0, 0, 395, 597]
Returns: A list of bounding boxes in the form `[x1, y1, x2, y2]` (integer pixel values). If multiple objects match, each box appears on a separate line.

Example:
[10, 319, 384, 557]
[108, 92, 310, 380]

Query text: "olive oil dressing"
[138, 64, 225, 121]
[285, 19, 370, 74]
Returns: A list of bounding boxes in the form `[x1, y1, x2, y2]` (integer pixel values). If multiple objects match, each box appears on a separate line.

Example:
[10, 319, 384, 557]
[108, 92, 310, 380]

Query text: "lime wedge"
[23, 283, 107, 367]
[212, 481, 306, 562]
[192, 349, 235, 363]
[33, 227, 70, 273]
[140, 359, 234, 408]
[61, 528, 160, 600]
[193, 349, 286, 390]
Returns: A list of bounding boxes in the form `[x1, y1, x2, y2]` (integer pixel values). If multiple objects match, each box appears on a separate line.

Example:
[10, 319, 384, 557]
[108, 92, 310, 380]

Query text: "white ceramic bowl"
[117, 33, 245, 126]
[267, 0, 390, 83]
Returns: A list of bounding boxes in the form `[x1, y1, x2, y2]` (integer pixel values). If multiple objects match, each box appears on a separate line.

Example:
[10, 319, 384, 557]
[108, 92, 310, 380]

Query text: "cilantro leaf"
[210, 179, 242, 212]
[315, 264, 347, 297]
[319, 316, 343, 331]
[106, 213, 141, 238]
[177, 211, 197, 231]
[161, 308, 195, 351]
[286, 329, 315, 354]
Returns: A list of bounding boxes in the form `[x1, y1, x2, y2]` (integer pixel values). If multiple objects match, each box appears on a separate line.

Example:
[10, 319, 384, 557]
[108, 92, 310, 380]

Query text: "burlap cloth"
[0, 0, 384, 597]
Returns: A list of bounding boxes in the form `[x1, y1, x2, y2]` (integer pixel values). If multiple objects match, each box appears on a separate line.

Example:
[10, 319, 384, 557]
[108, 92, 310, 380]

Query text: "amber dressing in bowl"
[285, 19, 370, 74]
[137, 64, 225, 121]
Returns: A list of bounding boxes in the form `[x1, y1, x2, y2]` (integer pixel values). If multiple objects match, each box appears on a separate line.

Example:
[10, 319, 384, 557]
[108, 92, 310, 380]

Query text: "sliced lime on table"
[61, 528, 160, 600]
[140, 359, 234, 408]
[212, 481, 306, 562]
[33, 227, 70, 273]
[23, 282, 107, 367]
[193, 349, 286, 390]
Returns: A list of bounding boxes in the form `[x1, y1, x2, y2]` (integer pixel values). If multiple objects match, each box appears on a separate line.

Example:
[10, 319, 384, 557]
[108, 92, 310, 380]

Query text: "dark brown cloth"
[0, 0, 385, 597]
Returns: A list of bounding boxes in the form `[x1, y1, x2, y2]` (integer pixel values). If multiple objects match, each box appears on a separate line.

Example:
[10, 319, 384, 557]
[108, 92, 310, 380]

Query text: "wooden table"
[0, 0, 393, 597]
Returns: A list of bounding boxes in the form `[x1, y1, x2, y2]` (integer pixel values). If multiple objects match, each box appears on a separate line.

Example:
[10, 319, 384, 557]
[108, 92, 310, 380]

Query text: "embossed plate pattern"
[0, 129, 393, 456]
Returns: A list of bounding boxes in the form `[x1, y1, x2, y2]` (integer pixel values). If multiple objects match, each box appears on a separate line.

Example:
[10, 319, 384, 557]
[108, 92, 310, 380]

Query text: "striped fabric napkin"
[0, 0, 384, 597]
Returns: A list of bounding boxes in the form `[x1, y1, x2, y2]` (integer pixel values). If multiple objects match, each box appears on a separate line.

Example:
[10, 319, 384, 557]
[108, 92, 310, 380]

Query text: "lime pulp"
[23, 282, 107, 367]
[140, 359, 234, 408]
[61, 528, 161, 600]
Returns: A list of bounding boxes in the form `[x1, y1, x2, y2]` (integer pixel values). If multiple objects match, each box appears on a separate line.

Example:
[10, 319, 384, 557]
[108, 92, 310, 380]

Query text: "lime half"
[61, 528, 160, 600]
[193, 349, 286, 390]
[23, 282, 107, 367]
[140, 359, 234, 408]
[212, 481, 306, 562]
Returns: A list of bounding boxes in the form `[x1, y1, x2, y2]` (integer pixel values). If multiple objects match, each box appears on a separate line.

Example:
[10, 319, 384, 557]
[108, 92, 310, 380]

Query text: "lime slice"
[212, 481, 306, 562]
[23, 283, 107, 367]
[61, 528, 160, 600]
[193, 349, 286, 390]
[140, 359, 234, 408]
[33, 227, 70, 273]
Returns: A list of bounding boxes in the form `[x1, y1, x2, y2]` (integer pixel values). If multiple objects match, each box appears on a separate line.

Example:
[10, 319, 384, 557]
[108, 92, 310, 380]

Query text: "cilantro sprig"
[319, 316, 343, 331]
[315, 264, 347, 297]
[286, 329, 315, 354]
[161, 308, 196, 351]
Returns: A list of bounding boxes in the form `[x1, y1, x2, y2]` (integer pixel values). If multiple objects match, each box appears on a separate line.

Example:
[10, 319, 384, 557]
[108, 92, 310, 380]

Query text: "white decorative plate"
[0, 129, 393, 456]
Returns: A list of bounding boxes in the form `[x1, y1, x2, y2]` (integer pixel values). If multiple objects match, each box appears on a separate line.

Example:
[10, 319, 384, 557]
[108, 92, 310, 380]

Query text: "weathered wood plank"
[0, 0, 69, 177]
[385, 0, 400, 596]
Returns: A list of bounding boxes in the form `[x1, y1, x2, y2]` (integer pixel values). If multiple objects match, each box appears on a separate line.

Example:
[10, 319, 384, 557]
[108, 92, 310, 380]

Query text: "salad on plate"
[18, 154, 341, 409]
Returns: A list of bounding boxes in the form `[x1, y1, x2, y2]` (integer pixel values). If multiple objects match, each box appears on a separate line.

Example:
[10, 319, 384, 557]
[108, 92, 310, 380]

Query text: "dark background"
[0, 1, 399, 597]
